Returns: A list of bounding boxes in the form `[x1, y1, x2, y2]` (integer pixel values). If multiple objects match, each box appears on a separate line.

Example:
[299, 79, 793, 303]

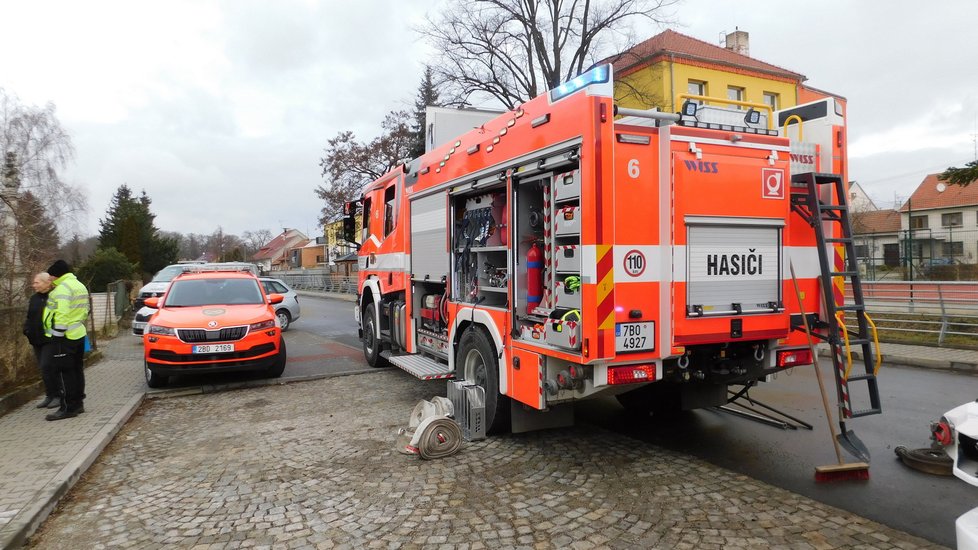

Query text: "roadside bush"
[0, 306, 37, 397]
[77, 247, 138, 290]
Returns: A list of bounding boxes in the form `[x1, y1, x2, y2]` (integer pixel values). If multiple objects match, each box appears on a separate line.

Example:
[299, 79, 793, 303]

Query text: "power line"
[856, 158, 974, 186]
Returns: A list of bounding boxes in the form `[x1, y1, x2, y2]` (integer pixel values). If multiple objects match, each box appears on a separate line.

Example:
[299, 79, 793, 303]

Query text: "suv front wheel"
[145, 360, 169, 388]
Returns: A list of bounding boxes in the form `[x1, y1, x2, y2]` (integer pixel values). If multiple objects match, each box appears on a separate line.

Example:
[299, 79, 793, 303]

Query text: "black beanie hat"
[48, 259, 71, 278]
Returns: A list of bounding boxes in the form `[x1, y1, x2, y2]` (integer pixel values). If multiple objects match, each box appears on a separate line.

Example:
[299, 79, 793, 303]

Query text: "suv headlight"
[147, 324, 176, 336]
[250, 319, 276, 331]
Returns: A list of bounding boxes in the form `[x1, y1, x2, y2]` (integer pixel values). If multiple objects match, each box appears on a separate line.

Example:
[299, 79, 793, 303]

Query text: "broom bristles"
[814, 463, 870, 483]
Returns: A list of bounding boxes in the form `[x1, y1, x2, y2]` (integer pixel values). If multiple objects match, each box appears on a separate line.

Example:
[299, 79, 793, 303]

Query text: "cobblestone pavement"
[29, 370, 943, 549]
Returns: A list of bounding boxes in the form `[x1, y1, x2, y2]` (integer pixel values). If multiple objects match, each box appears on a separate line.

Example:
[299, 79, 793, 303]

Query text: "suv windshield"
[152, 265, 192, 282]
[165, 278, 263, 307]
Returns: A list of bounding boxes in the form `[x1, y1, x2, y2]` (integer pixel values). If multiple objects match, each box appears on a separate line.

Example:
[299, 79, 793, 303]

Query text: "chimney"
[725, 28, 750, 57]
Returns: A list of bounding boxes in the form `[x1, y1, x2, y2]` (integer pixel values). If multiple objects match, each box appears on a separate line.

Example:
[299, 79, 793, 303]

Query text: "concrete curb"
[818, 348, 978, 374]
[3, 392, 145, 549]
[145, 368, 386, 400]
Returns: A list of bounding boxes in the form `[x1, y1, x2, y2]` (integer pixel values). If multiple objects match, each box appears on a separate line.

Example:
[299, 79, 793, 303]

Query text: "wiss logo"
[683, 160, 719, 173]
[790, 153, 815, 164]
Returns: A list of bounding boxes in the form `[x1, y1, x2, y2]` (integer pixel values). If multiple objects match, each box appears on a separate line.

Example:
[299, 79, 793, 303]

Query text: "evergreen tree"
[15, 190, 60, 273]
[939, 160, 978, 187]
[97, 185, 178, 278]
[409, 66, 440, 159]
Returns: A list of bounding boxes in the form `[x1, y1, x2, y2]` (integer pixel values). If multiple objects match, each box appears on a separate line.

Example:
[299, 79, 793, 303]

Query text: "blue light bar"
[550, 65, 611, 102]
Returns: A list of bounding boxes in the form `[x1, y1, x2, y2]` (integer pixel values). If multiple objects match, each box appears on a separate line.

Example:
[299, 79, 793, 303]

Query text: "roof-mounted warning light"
[550, 64, 611, 102]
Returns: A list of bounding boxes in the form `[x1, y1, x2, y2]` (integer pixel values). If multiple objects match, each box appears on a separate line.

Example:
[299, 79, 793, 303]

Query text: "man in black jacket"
[23, 271, 62, 409]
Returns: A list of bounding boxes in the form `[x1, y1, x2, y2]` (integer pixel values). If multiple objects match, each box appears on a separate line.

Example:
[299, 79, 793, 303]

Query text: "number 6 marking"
[627, 159, 640, 179]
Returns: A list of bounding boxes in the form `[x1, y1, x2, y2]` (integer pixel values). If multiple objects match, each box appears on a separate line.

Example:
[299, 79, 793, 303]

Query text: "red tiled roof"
[609, 29, 805, 82]
[899, 174, 978, 212]
[852, 210, 901, 234]
[253, 230, 307, 261]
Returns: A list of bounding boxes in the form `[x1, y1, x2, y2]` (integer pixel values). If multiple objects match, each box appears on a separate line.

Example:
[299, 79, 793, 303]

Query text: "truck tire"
[457, 327, 509, 434]
[362, 306, 387, 368]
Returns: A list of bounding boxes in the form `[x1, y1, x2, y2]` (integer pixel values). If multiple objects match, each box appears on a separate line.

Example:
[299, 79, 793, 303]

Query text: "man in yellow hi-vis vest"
[43, 259, 90, 421]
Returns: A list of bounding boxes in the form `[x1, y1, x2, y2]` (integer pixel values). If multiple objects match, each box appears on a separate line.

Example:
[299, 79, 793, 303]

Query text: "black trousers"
[32, 344, 63, 399]
[47, 337, 86, 411]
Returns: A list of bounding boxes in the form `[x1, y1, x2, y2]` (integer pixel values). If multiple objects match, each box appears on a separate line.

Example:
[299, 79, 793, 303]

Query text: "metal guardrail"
[846, 281, 978, 346]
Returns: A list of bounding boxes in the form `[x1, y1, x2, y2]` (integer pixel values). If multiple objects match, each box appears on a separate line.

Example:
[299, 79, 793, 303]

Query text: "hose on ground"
[413, 416, 462, 460]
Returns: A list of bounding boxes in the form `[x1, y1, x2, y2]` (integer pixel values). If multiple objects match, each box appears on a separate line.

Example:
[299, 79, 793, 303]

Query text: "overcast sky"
[1, 0, 975, 240]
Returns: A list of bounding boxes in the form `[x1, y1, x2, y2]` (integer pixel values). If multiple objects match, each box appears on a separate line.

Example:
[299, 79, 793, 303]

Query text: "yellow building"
[611, 29, 837, 116]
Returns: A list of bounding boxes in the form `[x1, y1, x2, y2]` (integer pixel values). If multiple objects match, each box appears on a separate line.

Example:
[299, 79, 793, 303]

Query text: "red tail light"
[607, 364, 655, 385]
[776, 348, 813, 368]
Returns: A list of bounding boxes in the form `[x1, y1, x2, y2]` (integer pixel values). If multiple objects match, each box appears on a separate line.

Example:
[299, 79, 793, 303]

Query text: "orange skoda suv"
[142, 268, 287, 388]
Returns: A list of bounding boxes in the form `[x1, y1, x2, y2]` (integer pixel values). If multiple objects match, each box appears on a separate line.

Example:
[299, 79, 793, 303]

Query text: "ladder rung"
[846, 338, 871, 346]
[818, 204, 848, 211]
[830, 271, 858, 277]
[850, 408, 882, 418]
[847, 373, 876, 382]
[837, 304, 865, 311]
[825, 238, 852, 244]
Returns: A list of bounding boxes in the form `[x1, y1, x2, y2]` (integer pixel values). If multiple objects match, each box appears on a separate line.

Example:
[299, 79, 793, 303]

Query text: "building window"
[942, 241, 964, 256]
[854, 244, 869, 258]
[941, 212, 963, 227]
[910, 215, 928, 229]
[762, 92, 779, 111]
[727, 86, 745, 109]
[688, 80, 706, 104]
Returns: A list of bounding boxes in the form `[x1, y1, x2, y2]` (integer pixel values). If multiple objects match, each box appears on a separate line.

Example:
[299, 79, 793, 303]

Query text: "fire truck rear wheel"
[458, 327, 509, 434]
[362, 306, 387, 368]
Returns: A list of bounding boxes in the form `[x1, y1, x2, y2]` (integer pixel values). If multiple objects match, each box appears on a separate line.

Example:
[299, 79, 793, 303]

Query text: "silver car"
[260, 277, 300, 331]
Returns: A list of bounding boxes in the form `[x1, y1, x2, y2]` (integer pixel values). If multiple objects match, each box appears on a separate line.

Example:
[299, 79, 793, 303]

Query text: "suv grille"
[177, 326, 248, 343]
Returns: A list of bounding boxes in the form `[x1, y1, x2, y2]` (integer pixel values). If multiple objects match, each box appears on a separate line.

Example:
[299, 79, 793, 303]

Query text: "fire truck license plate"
[192, 344, 235, 354]
[615, 322, 654, 352]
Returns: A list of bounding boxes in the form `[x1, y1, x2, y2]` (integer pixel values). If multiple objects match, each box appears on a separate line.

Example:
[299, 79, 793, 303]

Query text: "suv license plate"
[192, 344, 235, 354]
[615, 322, 654, 352]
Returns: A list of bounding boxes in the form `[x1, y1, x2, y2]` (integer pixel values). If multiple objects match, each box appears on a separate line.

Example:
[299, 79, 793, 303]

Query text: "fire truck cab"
[343, 64, 879, 435]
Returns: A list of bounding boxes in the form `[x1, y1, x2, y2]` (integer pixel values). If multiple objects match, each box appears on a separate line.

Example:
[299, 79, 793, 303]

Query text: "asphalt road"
[579, 362, 977, 548]
[142, 295, 371, 392]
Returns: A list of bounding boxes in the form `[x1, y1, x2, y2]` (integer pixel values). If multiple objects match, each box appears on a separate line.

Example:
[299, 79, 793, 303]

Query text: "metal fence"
[274, 272, 357, 294]
[847, 281, 978, 346]
[854, 227, 978, 281]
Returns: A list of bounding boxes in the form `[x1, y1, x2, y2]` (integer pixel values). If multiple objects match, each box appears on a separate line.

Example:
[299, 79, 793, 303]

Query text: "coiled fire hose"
[397, 397, 463, 459]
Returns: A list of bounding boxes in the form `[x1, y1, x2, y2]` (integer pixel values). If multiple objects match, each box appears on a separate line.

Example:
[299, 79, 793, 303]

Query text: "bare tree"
[243, 229, 273, 254]
[417, 0, 677, 109]
[0, 89, 85, 304]
[316, 111, 414, 225]
[207, 227, 245, 262]
[1, 89, 86, 233]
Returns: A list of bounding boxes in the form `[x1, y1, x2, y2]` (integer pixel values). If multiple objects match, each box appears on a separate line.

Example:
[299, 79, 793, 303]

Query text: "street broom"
[789, 262, 870, 482]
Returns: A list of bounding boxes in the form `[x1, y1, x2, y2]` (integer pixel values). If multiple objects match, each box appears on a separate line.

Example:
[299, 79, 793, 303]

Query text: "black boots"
[44, 407, 80, 421]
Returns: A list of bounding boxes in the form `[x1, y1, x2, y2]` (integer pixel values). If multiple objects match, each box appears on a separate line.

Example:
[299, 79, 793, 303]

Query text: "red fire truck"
[342, 64, 881, 437]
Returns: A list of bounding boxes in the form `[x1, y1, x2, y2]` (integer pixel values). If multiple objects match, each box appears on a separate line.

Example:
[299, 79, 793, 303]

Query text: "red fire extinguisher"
[527, 242, 543, 313]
